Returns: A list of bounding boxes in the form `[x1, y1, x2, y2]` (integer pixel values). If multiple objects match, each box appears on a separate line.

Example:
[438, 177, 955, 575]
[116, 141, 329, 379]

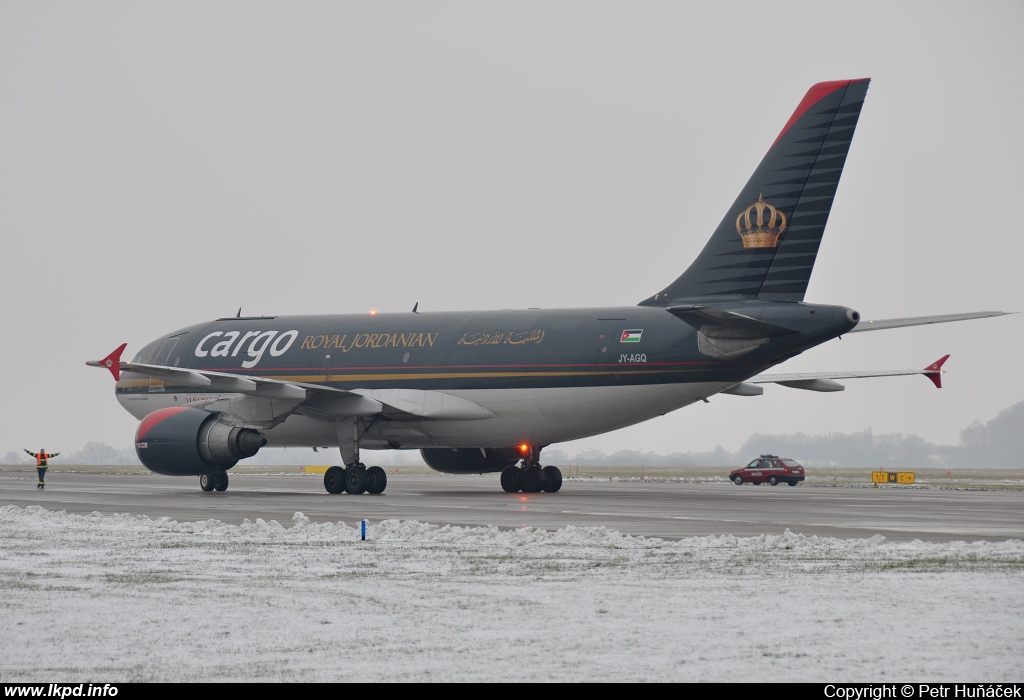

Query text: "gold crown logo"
[735, 194, 786, 248]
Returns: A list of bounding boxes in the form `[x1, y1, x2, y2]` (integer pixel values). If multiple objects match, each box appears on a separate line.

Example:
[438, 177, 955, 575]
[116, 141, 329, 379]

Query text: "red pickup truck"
[729, 455, 805, 486]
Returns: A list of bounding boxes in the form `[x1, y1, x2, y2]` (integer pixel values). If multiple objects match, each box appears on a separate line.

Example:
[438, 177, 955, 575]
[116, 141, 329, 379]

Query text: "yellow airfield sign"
[872, 471, 915, 484]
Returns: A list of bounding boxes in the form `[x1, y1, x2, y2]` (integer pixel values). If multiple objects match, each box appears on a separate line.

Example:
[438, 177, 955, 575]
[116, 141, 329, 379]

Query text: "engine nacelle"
[135, 407, 266, 476]
[420, 447, 521, 474]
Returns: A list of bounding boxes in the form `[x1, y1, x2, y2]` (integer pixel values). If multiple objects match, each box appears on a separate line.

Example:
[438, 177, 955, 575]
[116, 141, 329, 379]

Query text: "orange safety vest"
[36, 452, 48, 467]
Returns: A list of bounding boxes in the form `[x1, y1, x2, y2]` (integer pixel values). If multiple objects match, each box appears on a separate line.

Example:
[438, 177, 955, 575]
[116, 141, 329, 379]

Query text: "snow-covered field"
[1, 505, 1022, 682]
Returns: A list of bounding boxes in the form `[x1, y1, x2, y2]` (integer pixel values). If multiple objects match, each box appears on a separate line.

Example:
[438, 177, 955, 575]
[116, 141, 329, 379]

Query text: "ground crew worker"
[24, 449, 59, 489]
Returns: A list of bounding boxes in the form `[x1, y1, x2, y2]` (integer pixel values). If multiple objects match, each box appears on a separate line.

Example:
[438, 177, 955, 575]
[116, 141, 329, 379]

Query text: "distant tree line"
[544, 401, 1024, 469]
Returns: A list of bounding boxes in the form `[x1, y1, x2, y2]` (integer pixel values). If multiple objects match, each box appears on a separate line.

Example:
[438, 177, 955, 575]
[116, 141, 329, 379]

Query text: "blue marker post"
[361, 519, 367, 541]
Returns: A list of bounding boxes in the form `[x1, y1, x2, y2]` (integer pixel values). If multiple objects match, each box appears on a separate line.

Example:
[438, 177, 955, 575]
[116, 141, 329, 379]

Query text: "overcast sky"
[1, 1, 1021, 459]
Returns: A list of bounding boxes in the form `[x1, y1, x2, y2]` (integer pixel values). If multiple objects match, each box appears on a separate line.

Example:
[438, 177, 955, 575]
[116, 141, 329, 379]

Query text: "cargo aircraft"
[88, 78, 1009, 495]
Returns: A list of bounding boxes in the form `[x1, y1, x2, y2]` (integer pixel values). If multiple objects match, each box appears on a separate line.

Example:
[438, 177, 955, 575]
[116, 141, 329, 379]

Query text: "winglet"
[923, 354, 950, 389]
[86, 343, 128, 381]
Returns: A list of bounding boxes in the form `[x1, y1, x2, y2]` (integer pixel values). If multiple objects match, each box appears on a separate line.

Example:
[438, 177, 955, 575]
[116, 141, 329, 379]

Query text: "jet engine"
[134, 407, 266, 476]
[420, 447, 521, 474]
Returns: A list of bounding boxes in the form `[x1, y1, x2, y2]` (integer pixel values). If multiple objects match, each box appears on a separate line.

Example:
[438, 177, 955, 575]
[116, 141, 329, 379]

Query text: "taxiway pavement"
[2, 469, 1021, 542]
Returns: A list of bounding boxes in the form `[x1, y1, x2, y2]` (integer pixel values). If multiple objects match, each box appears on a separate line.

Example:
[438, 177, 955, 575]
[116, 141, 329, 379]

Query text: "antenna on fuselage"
[236, 307, 241, 317]
[412, 302, 419, 313]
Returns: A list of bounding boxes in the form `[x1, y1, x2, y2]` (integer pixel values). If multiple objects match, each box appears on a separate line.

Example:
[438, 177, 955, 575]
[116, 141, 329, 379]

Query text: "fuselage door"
[594, 319, 626, 385]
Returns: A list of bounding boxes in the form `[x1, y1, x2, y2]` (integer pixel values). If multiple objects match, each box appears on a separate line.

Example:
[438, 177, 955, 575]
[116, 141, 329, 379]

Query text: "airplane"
[87, 77, 1010, 496]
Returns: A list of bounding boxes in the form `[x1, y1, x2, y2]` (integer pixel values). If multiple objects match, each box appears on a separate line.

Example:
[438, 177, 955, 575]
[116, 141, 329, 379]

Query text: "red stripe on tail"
[769, 78, 869, 152]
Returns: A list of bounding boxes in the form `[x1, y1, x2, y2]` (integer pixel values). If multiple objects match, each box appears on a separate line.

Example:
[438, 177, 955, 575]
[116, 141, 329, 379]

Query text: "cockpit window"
[132, 334, 186, 366]
[132, 340, 162, 365]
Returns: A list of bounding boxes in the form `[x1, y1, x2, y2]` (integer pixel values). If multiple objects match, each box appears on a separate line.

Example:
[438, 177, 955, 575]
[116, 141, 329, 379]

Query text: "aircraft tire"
[345, 466, 368, 495]
[366, 466, 387, 494]
[200, 474, 216, 492]
[768, 476, 778, 486]
[324, 466, 345, 494]
[732, 475, 744, 486]
[214, 472, 229, 492]
[520, 465, 545, 493]
[500, 466, 521, 493]
[542, 466, 562, 493]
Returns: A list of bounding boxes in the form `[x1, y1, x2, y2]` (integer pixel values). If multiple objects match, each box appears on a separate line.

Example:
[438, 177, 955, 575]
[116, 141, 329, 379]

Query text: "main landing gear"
[199, 471, 229, 492]
[323, 418, 389, 494]
[323, 464, 388, 495]
[500, 462, 563, 494]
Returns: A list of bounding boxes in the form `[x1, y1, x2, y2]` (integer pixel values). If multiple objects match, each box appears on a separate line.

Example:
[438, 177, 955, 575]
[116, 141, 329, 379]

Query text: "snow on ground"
[0, 505, 1022, 682]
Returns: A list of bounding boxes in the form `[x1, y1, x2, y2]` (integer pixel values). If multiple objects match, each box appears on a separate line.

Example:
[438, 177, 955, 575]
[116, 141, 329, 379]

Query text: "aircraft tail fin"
[640, 78, 870, 306]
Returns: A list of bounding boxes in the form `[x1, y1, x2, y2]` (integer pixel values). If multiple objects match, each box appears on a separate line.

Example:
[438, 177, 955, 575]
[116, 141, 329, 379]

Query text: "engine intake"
[135, 407, 266, 476]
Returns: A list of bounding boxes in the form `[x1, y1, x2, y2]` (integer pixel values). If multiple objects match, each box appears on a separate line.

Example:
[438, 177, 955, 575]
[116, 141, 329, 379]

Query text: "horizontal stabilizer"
[751, 355, 950, 390]
[848, 311, 1013, 333]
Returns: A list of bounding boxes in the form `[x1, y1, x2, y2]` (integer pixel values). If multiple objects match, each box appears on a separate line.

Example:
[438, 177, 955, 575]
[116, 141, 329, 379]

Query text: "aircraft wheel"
[768, 476, 778, 486]
[214, 472, 229, 492]
[520, 465, 545, 493]
[732, 475, 744, 485]
[500, 466, 521, 493]
[324, 466, 345, 494]
[345, 466, 367, 495]
[366, 466, 387, 495]
[542, 466, 562, 493]
[200, 474, 215, 492]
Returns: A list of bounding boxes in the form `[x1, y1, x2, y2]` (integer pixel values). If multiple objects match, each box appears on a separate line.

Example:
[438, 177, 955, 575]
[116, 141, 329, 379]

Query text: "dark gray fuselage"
[115, 301, 856, 451]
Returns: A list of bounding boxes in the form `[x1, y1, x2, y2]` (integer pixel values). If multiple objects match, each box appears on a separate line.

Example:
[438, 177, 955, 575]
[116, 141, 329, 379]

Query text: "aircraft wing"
[726, 355, 950, 394]
[88, 346, 493, 424]
[848, 311, 1012, 333]
[120, 361, 312, 399]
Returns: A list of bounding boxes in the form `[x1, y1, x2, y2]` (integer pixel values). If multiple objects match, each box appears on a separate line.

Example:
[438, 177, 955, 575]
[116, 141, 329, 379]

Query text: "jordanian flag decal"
[620, 329, 643, 343]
